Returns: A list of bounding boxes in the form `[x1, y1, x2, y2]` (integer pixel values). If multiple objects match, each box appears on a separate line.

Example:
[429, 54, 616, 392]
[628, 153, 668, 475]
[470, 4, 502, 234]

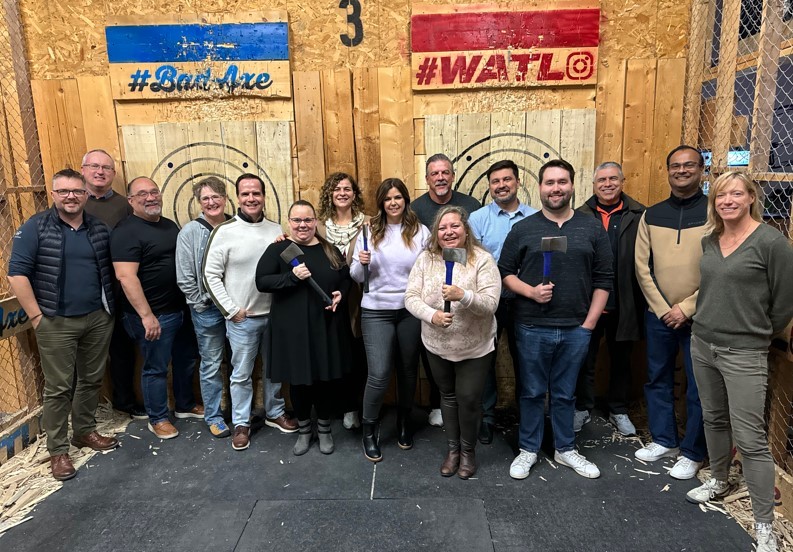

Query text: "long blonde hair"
[425, 205, 481, 262]
[704, 171, 763, 236]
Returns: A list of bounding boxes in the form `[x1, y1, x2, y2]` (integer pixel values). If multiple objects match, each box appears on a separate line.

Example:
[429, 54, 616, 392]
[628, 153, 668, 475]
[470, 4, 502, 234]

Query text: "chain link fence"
[0, 0, 47, 439]
[685, 0, 793, 508]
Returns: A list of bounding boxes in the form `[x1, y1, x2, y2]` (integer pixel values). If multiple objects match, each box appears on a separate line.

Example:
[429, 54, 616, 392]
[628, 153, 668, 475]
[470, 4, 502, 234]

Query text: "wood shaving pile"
[0, 403, 131, 536]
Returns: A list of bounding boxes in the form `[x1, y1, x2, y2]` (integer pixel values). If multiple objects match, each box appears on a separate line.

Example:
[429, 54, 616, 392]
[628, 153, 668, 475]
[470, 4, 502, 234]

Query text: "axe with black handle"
[279, 242, 333, 306]
[442, 247, 468, 313]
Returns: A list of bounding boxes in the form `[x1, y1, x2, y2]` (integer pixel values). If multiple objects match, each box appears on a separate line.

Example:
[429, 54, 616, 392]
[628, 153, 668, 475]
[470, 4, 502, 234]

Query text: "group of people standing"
[7, 144, 793, 551]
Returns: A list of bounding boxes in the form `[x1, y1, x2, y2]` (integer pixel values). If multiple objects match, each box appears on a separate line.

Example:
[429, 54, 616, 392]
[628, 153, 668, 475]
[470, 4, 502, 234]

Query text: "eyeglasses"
[668, 162, 700, 171]
[52, 189, 87, 198]
[199, 194, 225, 203]
[130, 190, 161, 199]
[82, 163, 115, 172]
[289, 217, 316, 225]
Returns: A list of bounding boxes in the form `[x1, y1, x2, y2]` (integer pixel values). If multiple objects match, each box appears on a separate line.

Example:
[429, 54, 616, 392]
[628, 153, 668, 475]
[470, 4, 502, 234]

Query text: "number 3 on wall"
[339, 0, 364, 46]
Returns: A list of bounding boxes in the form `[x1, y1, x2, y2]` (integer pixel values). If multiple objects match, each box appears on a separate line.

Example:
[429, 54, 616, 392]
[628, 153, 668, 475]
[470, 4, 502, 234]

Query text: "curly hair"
[317, 172, 365, 222]
[369, 178, 422, 250]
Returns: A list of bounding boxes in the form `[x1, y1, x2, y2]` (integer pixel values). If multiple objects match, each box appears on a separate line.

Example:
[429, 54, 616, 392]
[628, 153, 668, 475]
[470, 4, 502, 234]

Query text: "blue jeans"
[360, 308, 421, 421]
[190, 305, 226, 425]
[515, 324, 592, 453]
[123, 310, 196, 424]
[225, 316, 284, 427]
[644, 310, 707, 461]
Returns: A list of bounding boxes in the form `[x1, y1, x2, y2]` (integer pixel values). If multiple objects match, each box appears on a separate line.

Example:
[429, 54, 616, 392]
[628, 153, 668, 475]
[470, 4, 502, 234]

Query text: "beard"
[143, 204, 162, 217]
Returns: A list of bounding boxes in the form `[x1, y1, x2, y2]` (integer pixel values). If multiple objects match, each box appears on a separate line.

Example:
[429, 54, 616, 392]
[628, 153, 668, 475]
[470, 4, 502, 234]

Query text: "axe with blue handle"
[442, 247, 468, 313]
[279, 242, 333, 306]
[362, 225, 370, 293]
[541, 236, 567, 285]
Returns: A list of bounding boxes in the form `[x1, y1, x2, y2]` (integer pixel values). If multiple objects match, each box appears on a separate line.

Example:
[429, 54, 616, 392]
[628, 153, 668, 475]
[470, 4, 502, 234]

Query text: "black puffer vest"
[33, 207, 115, 316]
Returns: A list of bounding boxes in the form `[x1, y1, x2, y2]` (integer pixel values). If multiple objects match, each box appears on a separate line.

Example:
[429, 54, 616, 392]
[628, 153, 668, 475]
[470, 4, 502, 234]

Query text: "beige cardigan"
[405, 246, 501, 362]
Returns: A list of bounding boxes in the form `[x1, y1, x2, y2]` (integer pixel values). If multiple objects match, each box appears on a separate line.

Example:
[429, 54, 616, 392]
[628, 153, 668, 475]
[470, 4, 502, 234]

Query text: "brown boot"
[71, 431, 119, 451]
[440, 449, 460, 477]
[50, 454, 76, 481]
[458, 448, 477, 480]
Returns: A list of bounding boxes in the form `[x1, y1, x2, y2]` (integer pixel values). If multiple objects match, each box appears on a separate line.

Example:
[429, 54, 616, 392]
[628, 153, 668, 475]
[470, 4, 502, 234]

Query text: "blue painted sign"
[105, 22, 289, 63]
[0, 296, 32, 339]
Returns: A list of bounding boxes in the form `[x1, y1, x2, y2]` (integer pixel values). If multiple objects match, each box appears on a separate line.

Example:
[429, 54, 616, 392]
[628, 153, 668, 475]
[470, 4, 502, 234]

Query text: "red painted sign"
[410, 7, 600, 90]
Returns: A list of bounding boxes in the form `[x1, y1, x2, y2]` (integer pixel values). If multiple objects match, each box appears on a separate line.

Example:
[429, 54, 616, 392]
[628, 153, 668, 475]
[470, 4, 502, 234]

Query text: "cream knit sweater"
[405, 246, 501, 362]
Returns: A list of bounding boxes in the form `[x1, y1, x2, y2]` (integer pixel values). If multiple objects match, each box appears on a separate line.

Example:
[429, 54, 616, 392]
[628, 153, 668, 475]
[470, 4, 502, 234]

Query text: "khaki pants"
[36, 309, 114, 455]
[691, 334, 774, 523]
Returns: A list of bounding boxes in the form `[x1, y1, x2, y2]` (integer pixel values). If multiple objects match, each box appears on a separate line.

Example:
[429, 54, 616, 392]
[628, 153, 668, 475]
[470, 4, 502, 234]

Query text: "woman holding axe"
[256, 200, 352, 456]
[405, 206, 501, 479]
[350, 178, 430, 462]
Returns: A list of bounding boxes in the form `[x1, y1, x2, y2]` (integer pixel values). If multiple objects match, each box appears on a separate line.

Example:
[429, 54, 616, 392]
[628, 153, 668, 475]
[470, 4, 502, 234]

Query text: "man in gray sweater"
[203, 174, 297, 451]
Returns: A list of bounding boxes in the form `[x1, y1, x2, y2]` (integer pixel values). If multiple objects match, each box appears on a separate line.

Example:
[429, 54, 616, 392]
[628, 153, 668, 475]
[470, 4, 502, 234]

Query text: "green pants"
[36, 309, 114, 455]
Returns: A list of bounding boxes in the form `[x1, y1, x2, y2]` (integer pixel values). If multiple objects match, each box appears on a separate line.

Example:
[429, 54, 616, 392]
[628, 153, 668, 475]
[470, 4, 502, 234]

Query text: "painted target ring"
[149, 142, 284, 228]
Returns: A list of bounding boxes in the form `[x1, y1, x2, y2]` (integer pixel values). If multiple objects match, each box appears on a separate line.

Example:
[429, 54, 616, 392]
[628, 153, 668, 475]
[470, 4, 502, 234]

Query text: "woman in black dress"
[256, 200, 351, 456]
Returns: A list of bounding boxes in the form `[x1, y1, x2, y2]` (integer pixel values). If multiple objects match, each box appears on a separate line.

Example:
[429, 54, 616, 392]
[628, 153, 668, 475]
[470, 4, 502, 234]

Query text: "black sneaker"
[478, 422, 494, 444]
[116, 404, 147, 420]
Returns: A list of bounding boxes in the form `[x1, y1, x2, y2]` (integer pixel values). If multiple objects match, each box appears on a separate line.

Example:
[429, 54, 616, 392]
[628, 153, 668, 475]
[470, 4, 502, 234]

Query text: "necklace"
[719, 223, 753, 251]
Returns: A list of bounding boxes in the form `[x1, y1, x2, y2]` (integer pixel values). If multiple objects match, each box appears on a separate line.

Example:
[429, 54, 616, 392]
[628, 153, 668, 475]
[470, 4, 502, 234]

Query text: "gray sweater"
[693, 223, 793, 349]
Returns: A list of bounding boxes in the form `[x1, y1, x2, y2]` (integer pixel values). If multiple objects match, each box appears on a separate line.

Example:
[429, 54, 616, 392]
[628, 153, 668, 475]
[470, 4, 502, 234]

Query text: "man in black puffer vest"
[8, 168, 119, 482]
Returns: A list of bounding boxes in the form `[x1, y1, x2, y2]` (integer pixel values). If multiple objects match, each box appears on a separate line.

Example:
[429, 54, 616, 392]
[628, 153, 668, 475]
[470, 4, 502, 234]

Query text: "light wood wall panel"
[378, 67, 414, 194]
[621, 59, 658, 205]
[293, 71, 326, 204]
[352, 67, 382, 212]
[321, 68, 356, 177]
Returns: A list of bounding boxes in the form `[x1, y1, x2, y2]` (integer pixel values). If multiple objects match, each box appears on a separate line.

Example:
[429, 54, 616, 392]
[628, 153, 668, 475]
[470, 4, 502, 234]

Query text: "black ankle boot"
[397, 408, 413, 450]
[362, 420, 382, 462]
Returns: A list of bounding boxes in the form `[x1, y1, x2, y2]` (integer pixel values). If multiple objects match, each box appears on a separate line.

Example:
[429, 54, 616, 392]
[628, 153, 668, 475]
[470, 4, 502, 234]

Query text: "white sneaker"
[510, 449, 538, 480]
[573, 410, 591, 433]
[554, 449, 601, 479]
[342, 411, 360, 430]
[756, 522, 778, 552]
[608, 414, 636, 436]
[428, 408, 443, 427]
[686, 478, 732, 504]
[634, 442, 680, 462]
[669, 456, 703, 480]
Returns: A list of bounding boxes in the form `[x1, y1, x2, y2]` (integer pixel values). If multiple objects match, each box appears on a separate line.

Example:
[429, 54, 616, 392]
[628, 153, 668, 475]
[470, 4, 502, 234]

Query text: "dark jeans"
[290, 381, 339, 420]
[516, 324, 591, 453]
[109, 307, 138, 410]
[644, 310, 706, 461]
[360, 308, 421, 421]
[481, 298, 519, 424]
[426, 351, 494, 451]
[123, 310, 197, 424]
[575, 311, 633, 415]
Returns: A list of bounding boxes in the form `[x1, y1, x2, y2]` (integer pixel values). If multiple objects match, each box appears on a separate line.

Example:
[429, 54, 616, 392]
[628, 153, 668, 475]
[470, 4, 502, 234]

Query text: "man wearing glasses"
[203, 173, 297, 451]
[634, 145, 708, 480]
[111, 177, 202, 440]
[9, 168, 119, 480]
[80, 149, 141, 419]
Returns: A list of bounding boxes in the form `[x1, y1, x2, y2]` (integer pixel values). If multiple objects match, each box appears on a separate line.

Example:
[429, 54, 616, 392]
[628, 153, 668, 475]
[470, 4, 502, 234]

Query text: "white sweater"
[350, 223, 430, 310]
[203, 215, 283, 319]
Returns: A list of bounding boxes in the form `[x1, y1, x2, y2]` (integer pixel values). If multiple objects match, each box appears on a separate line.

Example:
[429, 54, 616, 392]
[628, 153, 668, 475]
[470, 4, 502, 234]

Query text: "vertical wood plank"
[378, 67, 414, 192]
[256, 121, 294, 226]
[321, 68, 356, 177]
[293, 71, 326, 198]
[183, 121, 224, 222]
[455, 112, 491, 202]
[712, 0, 741, 169]
[560, 109, 597, 208]
[649, 58, 687, 206]
[120, 125, 158, 183]
[76, 75, 125, 195]
[353, 67, 381, 212]
[594, 59, 627, 165]
[525, 110, 562, 205]
[683, 0, 711, 146]
[621, 59, 657, 205]
[424, 114, 458, 163]
[749, 0, 784, 172]
[154, 122, 189, 222]
[414, 118, 425, 156]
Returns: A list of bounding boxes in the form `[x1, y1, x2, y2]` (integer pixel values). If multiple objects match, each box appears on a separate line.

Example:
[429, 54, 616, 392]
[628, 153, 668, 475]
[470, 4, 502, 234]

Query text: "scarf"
[324, 213, 365, 256]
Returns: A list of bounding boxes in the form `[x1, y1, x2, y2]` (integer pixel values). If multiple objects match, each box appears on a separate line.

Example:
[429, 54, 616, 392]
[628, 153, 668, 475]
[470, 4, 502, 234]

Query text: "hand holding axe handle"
[442, 247, 468, 313]
[280, 242, 333, 306]
[362, 225, 370, 293]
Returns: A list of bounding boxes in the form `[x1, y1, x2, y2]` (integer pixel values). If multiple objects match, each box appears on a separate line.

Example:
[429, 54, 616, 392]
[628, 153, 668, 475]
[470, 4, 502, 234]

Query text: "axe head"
[280, 242, 305, 264]
[442, 247, 467, 266]
[540, 236, 567, 253]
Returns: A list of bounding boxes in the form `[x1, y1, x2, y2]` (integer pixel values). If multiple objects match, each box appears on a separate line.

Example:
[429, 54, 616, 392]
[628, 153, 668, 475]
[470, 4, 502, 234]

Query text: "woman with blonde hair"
[316, 172, 370, 430]
[350, 178, 430, 462]
[405, 206, 501, 479]
[686, 172, 793, 552]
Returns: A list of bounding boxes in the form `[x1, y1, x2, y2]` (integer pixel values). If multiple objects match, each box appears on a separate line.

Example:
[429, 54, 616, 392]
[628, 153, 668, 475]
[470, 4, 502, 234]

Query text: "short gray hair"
[193, 177, 227, 200]
[593, 161, 624, 182]
[82, 149, 115, 168]
[425, 153, 454, 176]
